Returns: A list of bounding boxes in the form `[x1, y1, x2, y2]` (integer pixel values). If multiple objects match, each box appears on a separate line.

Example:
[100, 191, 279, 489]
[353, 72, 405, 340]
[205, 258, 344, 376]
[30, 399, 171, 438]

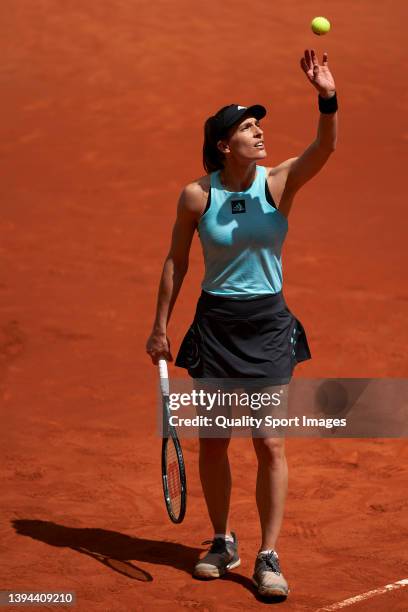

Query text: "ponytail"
[202, 115, 227, 174]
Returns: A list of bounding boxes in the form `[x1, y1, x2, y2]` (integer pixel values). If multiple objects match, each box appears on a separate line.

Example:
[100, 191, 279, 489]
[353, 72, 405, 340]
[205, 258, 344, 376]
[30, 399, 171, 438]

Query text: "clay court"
[1, 1, 407, 610]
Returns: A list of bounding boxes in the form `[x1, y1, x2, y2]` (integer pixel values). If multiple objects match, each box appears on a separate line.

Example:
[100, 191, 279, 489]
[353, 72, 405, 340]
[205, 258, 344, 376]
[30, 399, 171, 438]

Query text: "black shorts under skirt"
[175, 290, 312, 382]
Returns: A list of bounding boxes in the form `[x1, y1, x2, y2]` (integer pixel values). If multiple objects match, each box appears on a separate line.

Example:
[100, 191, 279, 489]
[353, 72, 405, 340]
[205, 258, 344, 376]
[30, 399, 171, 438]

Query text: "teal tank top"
[197, 164, 288, 300]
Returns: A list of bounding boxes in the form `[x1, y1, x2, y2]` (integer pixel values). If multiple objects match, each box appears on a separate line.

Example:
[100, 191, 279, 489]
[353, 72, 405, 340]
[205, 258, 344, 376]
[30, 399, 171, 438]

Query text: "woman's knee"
[199, 436, 230, 459]
[252, 437, 286, 463]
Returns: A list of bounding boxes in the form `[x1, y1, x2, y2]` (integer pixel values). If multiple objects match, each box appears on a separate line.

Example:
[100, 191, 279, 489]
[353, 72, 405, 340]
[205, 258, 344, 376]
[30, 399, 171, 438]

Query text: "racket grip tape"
[158, 358, 170, 396]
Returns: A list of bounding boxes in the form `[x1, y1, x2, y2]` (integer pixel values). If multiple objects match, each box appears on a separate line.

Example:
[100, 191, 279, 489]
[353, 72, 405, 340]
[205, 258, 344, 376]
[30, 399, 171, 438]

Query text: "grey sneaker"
[252, 550, 289, 598]
[193, 532, 240, 578]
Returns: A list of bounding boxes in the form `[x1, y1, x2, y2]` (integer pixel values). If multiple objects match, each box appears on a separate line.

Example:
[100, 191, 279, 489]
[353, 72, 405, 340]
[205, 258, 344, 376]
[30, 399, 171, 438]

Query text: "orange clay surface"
[1, 1, 407, 611]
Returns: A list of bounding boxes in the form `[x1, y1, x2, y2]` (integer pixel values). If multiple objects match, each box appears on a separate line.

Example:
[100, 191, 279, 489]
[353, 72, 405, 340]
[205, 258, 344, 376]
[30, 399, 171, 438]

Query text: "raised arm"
[277, 49, 338, 217]
[146, 183, 201, 364]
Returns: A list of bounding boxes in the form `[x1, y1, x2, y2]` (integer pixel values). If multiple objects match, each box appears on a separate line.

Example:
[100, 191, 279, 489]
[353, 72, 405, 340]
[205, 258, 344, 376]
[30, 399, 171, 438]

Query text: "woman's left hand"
[300, 49, 336, 97]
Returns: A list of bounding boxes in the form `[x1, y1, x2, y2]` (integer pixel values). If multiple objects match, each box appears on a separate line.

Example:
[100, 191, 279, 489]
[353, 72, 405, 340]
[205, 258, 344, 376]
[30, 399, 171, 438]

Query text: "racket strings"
[166, 438, 182, 517]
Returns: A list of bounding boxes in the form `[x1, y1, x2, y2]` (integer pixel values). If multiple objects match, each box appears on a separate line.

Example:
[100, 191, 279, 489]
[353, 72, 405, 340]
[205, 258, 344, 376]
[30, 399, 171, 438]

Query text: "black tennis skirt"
[175, 290, 312, 382]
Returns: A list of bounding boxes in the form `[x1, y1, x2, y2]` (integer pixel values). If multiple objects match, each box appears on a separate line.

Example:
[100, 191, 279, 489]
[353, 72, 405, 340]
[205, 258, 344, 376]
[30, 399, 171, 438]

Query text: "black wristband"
[318, 92, 338, 114]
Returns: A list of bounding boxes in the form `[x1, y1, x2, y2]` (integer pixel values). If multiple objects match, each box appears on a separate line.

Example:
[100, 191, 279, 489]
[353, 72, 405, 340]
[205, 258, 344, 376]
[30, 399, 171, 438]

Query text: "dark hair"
[202, 107, 231, 174]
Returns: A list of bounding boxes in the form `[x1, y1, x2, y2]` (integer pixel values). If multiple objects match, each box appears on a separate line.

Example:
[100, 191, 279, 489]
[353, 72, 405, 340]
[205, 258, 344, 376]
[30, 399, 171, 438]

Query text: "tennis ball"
[311, 16, 331, 35]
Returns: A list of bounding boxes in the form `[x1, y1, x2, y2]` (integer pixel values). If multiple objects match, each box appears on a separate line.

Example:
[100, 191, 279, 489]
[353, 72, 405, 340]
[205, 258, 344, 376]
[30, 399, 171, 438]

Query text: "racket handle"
[158, 358, 169, 396]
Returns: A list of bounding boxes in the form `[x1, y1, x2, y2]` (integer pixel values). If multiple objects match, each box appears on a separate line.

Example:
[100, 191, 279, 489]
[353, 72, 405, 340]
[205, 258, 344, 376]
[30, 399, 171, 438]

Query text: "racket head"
[161, 395, 187, 523]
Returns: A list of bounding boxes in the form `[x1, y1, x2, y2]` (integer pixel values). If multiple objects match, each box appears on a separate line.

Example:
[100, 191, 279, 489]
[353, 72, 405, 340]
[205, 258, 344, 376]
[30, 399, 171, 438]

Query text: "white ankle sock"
[258, 549, 278, 557]
[214, 532, 234, 543]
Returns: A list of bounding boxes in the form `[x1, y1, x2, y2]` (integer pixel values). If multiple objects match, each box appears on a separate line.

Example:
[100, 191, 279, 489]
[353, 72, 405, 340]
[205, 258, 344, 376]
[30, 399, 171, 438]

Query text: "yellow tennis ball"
[311, 16, 331, 35]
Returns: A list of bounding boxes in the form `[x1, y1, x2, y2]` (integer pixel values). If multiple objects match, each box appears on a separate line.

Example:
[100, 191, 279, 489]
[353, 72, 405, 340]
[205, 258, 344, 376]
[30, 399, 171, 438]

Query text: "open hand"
[300, 49, 336, 97]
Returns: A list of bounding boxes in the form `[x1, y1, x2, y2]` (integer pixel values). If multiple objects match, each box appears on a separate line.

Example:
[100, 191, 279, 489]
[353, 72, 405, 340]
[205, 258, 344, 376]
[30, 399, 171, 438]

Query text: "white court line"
[316, 578, 408, 611]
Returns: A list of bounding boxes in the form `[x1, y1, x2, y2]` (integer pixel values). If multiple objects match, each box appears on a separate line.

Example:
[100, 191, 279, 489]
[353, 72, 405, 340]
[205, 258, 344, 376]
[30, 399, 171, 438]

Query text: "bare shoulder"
[178, 174, 210, 219]
[263, 159, 298, 209]
[265, 158, 299, 179]
[189, 173, 211, 197]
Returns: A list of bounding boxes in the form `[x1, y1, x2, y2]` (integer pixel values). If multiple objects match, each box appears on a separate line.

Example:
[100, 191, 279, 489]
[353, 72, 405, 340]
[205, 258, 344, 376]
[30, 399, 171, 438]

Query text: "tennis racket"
[158, 358, 187, 523]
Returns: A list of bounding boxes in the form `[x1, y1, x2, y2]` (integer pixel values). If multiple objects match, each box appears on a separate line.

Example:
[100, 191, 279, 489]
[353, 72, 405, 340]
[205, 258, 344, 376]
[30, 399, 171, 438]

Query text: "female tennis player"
[146, 49, 337, 599]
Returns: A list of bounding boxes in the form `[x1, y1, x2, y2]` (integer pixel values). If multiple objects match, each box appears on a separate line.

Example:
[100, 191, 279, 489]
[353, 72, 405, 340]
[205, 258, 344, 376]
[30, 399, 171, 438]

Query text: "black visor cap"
[213, 104, 266, 137]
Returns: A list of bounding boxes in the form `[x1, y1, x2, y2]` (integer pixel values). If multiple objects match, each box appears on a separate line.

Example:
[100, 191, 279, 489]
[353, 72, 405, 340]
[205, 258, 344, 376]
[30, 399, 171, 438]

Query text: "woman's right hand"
[146, 330, 173, 365]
